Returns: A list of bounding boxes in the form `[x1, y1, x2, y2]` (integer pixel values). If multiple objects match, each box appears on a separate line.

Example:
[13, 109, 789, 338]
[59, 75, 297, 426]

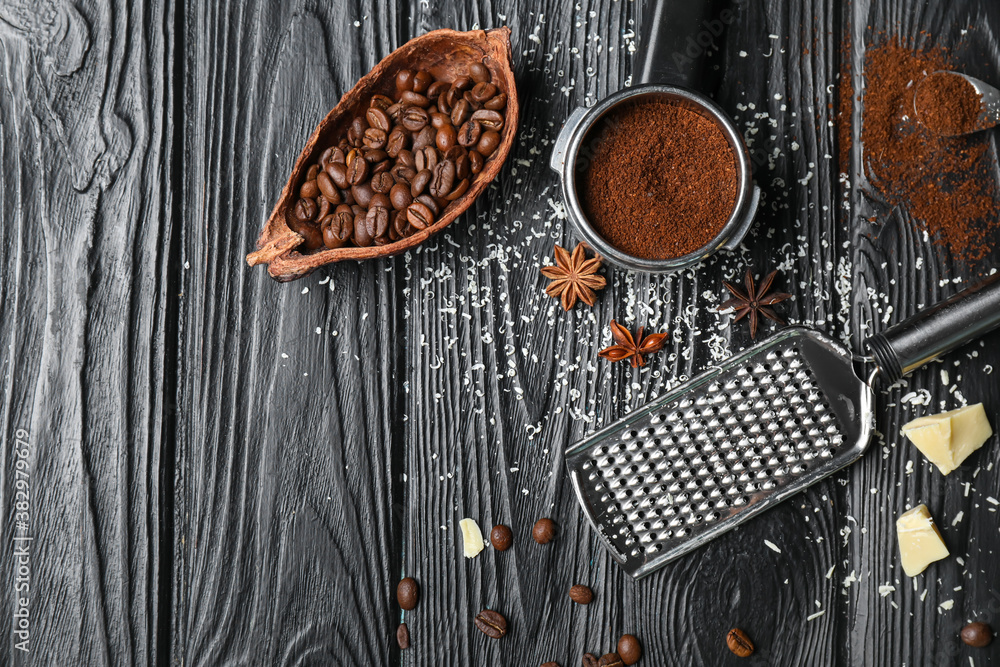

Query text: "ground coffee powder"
[915, 72, 983, 136]
[577, 99, 738, 260]
[861, 43, 997, 261]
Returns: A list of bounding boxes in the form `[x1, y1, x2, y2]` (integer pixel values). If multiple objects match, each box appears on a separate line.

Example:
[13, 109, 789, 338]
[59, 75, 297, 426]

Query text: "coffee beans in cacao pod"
[961, 622, 993, 647]
[598, 654, 623, 667]
[490, 524, 513, 551]
[532, 518, 557, 544]
[617, 634, 641, 665]
[474, 609, 507, 639]
[286, 58, 508, 252]
[396, 623, 410, 649]
[726, 628, 754, 657]
[568, 584, 593, 605]
[397, 577, 419, 610]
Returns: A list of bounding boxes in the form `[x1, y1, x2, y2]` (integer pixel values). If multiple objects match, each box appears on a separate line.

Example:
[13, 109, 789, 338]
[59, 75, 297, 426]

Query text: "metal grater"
[566, 328, 874, 579]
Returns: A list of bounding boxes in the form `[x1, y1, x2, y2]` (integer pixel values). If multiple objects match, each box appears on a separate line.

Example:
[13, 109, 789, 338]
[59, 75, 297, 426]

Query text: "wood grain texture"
[0, 0, 173, 664]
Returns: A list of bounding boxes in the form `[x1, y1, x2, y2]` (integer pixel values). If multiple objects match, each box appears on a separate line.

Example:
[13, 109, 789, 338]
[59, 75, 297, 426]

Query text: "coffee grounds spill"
[577, 99, 738, 261]
[861, 42, 997, 262]
[915, 72, 983, 136]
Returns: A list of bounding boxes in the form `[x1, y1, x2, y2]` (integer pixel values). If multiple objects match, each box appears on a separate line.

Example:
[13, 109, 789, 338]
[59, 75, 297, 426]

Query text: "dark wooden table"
[3, 0, 1000, 664]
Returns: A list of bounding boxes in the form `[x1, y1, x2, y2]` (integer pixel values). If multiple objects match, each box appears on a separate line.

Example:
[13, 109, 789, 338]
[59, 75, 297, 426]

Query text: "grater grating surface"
[566, 328, 874, 578]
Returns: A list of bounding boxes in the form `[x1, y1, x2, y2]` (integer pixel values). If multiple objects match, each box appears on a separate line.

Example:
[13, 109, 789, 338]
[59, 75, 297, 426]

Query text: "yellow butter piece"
[901, 403, 993, 475]
[896, 504, 950, 577]
[459, 518, 484, 558]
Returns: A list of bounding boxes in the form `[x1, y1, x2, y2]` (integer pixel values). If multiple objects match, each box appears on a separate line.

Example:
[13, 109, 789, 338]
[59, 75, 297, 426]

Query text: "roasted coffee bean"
[400, 90, 430, 108]
[327, 162, 349, 189]
[293, 198, 318, 222]
[306, 163, 320, 180]
[364, 148, 390, 164]
[395, 69, 415, 92]
[369, 93, 394, 110]
[490, 525, 512, 551]
[386, 127, 409, 157]
[469, 149, 484, 174]
[532, 518, 556, 544]
[321, 209, 353, 249]
[396, 149, 416, 169]
[444, 177, 468, 201]
[397, 577, 419, 609]
[471, 109, 504, 131]
[726, 628, 754, 657]
[316, 195, 332, 220]
[415, 194, 441, 216]
[297, 221, 324, 252]
[341, 188, 355, 205]
[396, 623, 410, 650]
[582, 654, 599, 667]
[441, 86, 462, 111]
[317, 172, 338, 201]
[318, 147, 334, 167]
[452, 74, 473, 90]
[367, 205, 390, 242]
[328, 147, 347, 166]
[400, 106, 429, 131]
[426, 79, 450, 100]
[300, 179, 319, 199]
[410, 169, 432, 197]
[429, 160, 456, 198]
[391, 164, 416, 185]
[351, 182, 374, 209]
[390, 183, 413, 210]
[406, 201, 435, 230]
[470, 62, 491, 83]
[414, 146, 438, 173]
[370, 193, 391, 210]
[617, 635, 641, 665]
[363, 128, 387, 149]
[485, 92, 507, 111]
[598, 654, 623, 667]
[352, 212, 372, 246]
[371, 171, 394, 194]
[366, 107, 391, 132]
[541, 663, 559, 667]
[477, 129, 501, 157]
[462, 89, 481, 109]
[436, 125, 458, 152]
[471, 81, 497, 103]
[412, 70, 432, 94]
[429, 112, 450, 129]
[473, 609, 507, 639]
[568, 584, 593, 605]
[386, 101, 405, 121]
[451, 99, 472, 127]
[962, 622, 993, 647]
[453, 154, 470, 180]
[347, 155, 369, 185]
[458, 120, 482, 147]
[412, 126, 436, 150]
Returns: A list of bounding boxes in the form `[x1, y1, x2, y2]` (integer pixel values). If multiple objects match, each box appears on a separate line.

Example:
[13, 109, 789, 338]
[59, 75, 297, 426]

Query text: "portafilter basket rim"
[554, 84, 757, 273]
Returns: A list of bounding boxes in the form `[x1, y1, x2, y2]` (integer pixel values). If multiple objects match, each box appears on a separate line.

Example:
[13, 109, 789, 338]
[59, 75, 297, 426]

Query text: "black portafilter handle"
[636, 0, 733, 88]
[864, 273, 1000, 384]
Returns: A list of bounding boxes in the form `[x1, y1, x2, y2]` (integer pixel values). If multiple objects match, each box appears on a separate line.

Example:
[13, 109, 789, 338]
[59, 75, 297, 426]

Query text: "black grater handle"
[864, 273, 1000, 384]
[636, 0, 734, 88]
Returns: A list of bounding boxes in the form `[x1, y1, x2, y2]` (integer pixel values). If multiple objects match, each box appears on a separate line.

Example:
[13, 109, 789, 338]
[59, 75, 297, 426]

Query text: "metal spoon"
[914, 70, 1000, 136]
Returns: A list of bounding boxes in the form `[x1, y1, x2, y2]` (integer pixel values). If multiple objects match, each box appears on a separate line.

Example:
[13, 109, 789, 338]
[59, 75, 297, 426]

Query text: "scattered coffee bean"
[961, 622, 993, 647]
[598, 653, 623, 667]
[582, 654, 599, 667]
[397, 577, 419, 610]
[474, 609, 507, 639]
[726, 628, 754, 658]
[396, 622, 410, 650]
[490, 525, 513, 551]
[532, 518, 557, 544]
[568, 584, 593, 605]
[617, 634, 641, 665]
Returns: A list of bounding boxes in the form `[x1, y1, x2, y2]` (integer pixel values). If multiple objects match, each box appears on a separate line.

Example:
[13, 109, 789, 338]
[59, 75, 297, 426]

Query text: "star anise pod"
[540, 243, 607, 311]
[719, 269, 792, 339]
[598, 320, 668, 368]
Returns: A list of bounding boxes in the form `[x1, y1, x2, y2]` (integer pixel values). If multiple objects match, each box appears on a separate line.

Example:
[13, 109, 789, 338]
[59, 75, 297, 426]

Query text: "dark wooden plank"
[172, 1, 408, 664]
[0, 0, 173, 664]
[841, 1, 1000, 665]
[401, 0, 848, 664]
